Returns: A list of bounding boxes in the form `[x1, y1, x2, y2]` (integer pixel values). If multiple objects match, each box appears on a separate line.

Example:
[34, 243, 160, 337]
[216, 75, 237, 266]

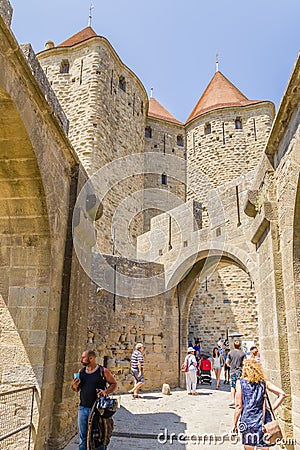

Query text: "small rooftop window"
[60, 59, 70, 74]
[119, 76, 126, 92]
[204, 122, 211, 135]
[235, 118, 243, 129]
[177, 134, 184, 147]
[145, 126, 152, 138]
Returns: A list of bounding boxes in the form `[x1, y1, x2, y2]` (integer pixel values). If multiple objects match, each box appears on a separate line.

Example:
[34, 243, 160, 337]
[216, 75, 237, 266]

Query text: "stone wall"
[38, 38, 148, 255]
[0, 12, 85, 449]
[143, 117, 186, 231]
[87, 255, 180, 393]
[243, 54, 300, 448]
[47, 165, 92, 449]
[186, 104, 274, 203]
[188, 266, 258, 354]
[0, 0, 12, 26]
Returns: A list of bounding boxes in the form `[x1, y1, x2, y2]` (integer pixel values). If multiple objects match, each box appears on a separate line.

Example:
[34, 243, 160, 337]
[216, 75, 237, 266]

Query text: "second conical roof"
[148, 97, 182, 125]
[186, 71, 263, 123]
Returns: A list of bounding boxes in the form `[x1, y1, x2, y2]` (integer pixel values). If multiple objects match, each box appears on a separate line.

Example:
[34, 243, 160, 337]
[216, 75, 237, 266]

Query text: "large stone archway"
[188, 265, 258, 353]
[0, 88, 51, 384]
[173, 250, 258, 383]
[0, 15, 89, 448]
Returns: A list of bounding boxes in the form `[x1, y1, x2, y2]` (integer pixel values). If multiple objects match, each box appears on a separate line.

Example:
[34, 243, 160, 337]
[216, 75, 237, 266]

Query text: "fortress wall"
[186, 104, 274, 203]
[87, 255, 179, 392]
[185, 105, 273, 364]
[0, 14, 82, 447]
[143, 116, 186, 231]
[38, 40, 148, 255]
[276, 132, 300, 448]
[188, 266, 258, 353]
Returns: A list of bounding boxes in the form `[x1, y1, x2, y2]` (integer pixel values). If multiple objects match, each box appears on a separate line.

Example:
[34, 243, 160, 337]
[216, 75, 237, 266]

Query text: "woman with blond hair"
[232, 359, 286, 449]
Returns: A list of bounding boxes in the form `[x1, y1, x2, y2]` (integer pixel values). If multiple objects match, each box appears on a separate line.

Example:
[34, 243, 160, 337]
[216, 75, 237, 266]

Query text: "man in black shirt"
[226, 340, 246, 407]
[72, 350, 117, 450]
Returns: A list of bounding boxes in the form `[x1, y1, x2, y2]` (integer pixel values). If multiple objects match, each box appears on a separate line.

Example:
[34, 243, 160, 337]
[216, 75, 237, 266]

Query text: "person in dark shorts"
[226, 340, 246, 406]
[129, 343, 144, 398]
[72, 349, 117, 450]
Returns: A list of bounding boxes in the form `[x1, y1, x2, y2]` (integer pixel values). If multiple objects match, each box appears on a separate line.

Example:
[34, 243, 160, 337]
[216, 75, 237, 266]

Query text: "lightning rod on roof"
[216, 52, 219, 72]
[88, 2, 94, 27]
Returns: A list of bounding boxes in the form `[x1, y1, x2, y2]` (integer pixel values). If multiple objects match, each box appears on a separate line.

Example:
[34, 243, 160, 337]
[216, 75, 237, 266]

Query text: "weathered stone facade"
[188, 266, 258, 353]
[38, 36, 147, 256]
[186, 104, 274, 202]
[0, 9, 90, 449]
[143, 116, 186, 230]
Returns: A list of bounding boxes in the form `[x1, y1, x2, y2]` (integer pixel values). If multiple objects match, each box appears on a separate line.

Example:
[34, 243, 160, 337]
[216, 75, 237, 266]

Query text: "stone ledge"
[0, 0, 12, 27]
[250, 202, 277, 245]
[20, 44, 69, 135]
[244, 189, 258, 218]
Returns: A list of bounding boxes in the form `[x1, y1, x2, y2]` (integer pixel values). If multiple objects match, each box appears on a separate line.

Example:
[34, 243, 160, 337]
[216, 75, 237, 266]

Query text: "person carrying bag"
[231, 359, 286, 449]
[262, 390, 283, 445]
[183, 347, 198, 395]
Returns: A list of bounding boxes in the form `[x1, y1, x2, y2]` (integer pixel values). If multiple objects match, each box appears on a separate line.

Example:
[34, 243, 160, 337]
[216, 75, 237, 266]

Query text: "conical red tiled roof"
[148, 97, 182, 125]
[186, 71, 263, 123]
[57, 27, 97, 47]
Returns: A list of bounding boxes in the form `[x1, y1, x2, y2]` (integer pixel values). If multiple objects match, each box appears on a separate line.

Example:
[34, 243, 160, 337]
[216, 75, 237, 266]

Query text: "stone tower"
[143, 96, 186, 231]
[185, 70, 275, 350]
[37, 27, 187, 255]
[185, 70, 275, 203]
[37, 27, 150, 255]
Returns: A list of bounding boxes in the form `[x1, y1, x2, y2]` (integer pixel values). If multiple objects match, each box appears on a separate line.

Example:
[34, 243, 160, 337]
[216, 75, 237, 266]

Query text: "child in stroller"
[197, 355, 212, 385]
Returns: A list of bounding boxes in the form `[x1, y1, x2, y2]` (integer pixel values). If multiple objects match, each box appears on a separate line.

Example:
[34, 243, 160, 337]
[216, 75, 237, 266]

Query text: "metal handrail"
[0, 385, 36, 449]
[0, 385, 36, 397]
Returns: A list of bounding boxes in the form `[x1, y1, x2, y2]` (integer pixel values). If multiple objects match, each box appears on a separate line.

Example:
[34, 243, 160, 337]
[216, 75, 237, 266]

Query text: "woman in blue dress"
[232, 359, 286, 449]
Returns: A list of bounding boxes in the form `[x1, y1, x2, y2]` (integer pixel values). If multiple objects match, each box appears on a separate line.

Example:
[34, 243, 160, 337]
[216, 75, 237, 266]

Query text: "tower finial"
[88, 2, 94, 27]
[216, 52, 219, 72]
[150, 87, 154, 98]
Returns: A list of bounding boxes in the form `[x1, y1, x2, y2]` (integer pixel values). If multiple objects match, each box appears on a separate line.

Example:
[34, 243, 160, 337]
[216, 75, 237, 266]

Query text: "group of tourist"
[183, 339, 286, 449]
[71, 339, 286, 450]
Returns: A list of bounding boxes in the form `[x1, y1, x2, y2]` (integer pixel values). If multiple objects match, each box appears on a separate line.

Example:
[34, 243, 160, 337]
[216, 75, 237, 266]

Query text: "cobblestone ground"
[64, 379, 245, 450]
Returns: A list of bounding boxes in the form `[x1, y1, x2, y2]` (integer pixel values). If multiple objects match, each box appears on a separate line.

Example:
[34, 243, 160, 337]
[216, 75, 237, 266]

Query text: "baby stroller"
[198, 358, 212, 385]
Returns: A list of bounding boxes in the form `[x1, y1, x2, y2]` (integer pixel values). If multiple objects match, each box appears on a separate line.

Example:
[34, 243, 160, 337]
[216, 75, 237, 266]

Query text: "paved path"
[64, 375, 284, 449]
[64, 378, 244, 449]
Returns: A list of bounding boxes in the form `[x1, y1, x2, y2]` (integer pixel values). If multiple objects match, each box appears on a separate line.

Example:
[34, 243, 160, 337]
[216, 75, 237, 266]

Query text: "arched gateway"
[0, 15, 89, 449]
[173, 249, 258, 366]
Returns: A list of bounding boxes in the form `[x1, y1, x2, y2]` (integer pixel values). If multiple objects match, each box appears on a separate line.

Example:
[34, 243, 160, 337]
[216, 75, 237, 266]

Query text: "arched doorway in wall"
[188, 265, 258, 355]
[174, 250, 258, 377]
[0, 88, 51, 444]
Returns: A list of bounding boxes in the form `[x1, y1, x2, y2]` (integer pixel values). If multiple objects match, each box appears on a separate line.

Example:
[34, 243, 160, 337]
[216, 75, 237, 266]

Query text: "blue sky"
[10, 0, 299, 123]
